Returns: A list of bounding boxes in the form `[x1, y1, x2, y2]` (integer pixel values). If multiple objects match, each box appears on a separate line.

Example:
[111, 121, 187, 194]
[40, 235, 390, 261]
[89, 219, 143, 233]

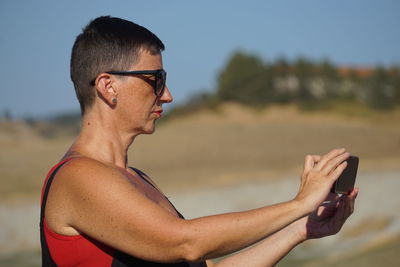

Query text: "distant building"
[337, 66, 375, 79]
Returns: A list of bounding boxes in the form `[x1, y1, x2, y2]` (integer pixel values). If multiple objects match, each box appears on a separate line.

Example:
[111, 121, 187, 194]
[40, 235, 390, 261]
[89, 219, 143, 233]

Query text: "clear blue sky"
[1, 0, 399, 118]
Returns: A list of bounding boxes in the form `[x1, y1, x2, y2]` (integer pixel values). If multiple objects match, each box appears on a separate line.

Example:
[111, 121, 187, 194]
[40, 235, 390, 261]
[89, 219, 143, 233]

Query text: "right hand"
[294, 148, 350, 213]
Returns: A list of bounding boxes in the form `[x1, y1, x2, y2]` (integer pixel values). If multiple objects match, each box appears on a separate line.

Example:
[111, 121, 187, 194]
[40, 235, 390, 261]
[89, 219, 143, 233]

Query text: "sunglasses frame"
[105, 69, 167, 97]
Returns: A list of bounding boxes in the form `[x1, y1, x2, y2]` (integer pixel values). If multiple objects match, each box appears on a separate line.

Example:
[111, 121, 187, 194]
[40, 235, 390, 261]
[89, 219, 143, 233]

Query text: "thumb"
[303, 155, 321, 174]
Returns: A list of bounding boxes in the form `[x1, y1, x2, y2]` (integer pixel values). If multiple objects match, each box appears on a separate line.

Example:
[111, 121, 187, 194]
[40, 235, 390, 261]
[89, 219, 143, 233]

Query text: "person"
[40, 16, 358, 267]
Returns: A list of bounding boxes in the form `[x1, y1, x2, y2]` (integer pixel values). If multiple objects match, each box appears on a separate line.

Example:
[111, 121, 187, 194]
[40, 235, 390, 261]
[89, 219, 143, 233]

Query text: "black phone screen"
[331, 156, 359, 194]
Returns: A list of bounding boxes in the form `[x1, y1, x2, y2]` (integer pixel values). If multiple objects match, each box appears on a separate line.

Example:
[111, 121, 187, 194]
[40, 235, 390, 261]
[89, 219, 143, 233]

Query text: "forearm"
[215, 219, 306, 267]
[182, 199, 308, 260]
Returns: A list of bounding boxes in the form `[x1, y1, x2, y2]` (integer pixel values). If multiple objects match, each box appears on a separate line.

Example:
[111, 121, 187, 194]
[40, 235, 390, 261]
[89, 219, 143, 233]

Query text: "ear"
[94, 73, 118, 106]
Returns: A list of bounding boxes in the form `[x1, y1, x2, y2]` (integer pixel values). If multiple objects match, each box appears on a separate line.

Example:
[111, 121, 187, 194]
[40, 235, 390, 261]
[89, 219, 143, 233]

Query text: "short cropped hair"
[70, 16, 165, 114]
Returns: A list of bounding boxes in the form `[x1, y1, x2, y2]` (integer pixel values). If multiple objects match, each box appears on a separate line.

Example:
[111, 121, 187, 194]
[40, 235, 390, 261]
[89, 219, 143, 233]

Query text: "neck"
[67, 109, 138, 169]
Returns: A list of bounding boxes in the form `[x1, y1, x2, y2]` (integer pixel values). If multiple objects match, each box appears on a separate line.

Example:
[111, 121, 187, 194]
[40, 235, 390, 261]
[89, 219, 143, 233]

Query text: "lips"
[153, 110, 163, 116]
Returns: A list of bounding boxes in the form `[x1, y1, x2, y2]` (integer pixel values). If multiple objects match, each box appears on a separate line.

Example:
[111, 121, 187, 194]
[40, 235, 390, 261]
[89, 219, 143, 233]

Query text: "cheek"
[119, 86, 156, 119]
[127, 99, 155, 121]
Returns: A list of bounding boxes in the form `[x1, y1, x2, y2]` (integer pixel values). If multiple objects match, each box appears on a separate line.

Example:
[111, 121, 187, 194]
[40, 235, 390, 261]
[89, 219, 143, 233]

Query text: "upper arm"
[47, 158, 191, 262]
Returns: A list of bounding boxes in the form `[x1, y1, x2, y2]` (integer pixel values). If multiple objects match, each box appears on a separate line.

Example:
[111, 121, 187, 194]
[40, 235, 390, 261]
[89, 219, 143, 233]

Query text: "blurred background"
[1, 1, 399, 266]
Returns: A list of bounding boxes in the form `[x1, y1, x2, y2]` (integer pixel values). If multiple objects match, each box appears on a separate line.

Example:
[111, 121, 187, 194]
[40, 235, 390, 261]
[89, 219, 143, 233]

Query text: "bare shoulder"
[56, 157, 120, 184]
[48, 156, 139, 208]
[48, 157, 121, 198]
[45, 157, 136, 235]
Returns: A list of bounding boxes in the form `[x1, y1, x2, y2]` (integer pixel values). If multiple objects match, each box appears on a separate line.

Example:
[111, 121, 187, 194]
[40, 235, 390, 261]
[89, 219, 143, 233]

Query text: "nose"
[160, 85, 173, 103]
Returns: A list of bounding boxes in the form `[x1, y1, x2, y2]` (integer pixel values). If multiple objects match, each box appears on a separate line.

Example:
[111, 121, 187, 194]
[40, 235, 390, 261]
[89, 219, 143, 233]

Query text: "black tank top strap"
[130, 167, 159, 190]
[129, 167, 186, 220]
[40, 159, 72, 267]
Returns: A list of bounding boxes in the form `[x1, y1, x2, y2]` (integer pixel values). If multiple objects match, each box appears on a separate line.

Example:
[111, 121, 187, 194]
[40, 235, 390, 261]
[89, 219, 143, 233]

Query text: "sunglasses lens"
[156, 71, 166, 96]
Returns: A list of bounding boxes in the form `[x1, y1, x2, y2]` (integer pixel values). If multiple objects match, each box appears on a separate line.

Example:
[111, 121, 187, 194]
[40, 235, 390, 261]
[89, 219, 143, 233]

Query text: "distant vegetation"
[165, 50, 400, 119]
[0, 110, 81, 139]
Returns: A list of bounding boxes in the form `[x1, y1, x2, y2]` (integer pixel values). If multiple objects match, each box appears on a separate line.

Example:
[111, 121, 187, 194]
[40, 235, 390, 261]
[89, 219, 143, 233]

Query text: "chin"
[143, 128, 156, 135]
[141, 122, 156, 135]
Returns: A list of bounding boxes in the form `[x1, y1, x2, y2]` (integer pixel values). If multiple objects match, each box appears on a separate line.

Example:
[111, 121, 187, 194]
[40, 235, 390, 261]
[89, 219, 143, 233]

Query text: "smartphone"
[331, 156, 359, 195]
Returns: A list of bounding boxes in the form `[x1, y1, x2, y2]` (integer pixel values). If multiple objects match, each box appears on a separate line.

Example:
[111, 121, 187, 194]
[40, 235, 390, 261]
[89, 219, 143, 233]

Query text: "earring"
[111, 97, 117, 104]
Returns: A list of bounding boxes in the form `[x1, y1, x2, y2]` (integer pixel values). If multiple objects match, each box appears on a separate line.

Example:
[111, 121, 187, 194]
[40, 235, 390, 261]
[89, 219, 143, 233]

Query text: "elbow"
[177, 225, 207, 262]
[140, 219, 209, 263]
[180, 243, 205, 263]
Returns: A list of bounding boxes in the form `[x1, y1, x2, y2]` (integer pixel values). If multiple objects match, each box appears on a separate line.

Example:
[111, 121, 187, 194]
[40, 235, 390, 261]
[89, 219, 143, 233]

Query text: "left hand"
[297, 188, 359, 239]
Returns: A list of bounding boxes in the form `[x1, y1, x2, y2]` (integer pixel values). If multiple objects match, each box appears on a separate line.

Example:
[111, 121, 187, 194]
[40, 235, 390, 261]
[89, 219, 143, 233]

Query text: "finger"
[313, 155, 322, 163]
[348, 196, 354, 216]
[328, 161, 348, 182]
[325, 152, 350, 175]
[343, 195, 353, 221]
[303, 155, 321, 174]
[343, 196, 349, 223]
[315, 205, 336, 220]
[331, 197, 347, 233]
[347, 188, 359, 214]
[321, 194, 340, 208]
[314, 148, 346, 171]
[321, 152, 350, 176]
[348, 188, 359, 199]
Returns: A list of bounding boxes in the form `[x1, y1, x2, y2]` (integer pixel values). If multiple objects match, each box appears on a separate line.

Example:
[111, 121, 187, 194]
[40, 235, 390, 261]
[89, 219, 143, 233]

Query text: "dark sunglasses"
[105, 69, 167, 97]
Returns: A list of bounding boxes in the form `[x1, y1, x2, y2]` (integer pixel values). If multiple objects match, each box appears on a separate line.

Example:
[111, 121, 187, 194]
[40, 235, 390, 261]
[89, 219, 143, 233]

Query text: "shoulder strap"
[129, 167, 160, 191]
[40, 159, 72, 267]
[129, 167, 185, 219]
